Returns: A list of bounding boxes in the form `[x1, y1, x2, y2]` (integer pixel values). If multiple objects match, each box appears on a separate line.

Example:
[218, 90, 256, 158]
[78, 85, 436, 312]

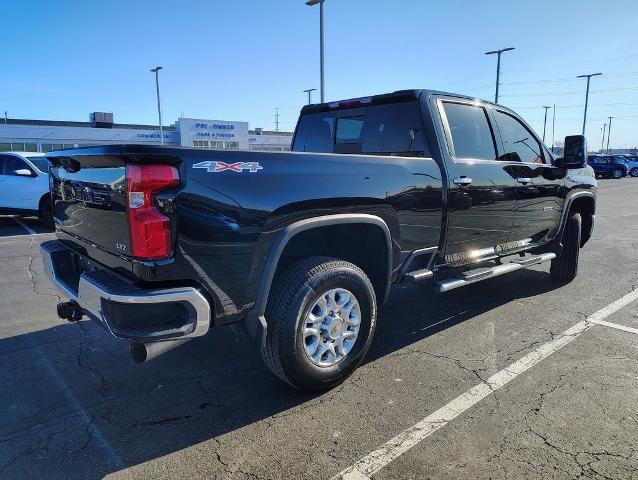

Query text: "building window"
[24, 143, 37, 152]
[193, 140, 208, 148]
[224, 141, 239, 149]
[0, 143, 10, 152]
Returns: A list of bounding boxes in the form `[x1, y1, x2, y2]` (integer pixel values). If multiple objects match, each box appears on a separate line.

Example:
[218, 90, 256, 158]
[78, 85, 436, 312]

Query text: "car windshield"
[27, 157, 50, 172]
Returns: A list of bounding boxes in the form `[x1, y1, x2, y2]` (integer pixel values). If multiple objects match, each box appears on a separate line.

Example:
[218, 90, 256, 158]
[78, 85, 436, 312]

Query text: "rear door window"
[441, 101, 496, 160]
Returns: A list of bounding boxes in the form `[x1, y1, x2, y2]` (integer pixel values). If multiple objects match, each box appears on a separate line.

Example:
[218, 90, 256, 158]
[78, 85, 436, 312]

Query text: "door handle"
[516, 177, 532, 185]
[453, 176, 473, 186]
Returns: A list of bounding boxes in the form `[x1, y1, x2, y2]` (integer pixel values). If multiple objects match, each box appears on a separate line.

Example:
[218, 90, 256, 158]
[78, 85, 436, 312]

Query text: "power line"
[501, 86, 638, 98]
[500, 54, 638, 75]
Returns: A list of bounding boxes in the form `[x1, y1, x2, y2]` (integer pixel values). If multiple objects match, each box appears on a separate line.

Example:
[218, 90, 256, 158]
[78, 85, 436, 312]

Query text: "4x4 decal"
[193, 161, 263, 173]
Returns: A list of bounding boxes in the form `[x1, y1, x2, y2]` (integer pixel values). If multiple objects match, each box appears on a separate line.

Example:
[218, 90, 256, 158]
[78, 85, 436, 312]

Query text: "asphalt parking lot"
[1, 179, 638, 480]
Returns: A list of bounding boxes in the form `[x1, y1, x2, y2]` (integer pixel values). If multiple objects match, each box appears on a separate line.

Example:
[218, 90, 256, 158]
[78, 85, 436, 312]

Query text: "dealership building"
[0, 112, 293, 153]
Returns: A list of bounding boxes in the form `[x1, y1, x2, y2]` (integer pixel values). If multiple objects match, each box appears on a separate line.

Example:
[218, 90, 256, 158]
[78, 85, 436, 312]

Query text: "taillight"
[126, 164, 179, 260]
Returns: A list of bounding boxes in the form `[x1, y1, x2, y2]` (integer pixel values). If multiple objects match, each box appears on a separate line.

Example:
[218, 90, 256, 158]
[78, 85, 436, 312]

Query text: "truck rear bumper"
[41, 240, 211, 343]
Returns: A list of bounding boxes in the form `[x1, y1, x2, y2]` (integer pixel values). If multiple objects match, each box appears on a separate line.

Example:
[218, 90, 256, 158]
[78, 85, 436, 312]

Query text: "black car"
[587, 155, 628, 179]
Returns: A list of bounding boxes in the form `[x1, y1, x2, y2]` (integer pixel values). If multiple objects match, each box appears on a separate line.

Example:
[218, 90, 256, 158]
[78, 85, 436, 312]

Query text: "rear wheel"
[611, 168, 624, 179]
[630, 168, 638, 177]
[550, 212, 581, 283]
[262, 256, 377, 391]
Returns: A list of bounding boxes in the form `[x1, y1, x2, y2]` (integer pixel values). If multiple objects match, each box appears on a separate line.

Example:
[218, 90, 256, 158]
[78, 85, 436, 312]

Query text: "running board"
[435, 253, 556, 293]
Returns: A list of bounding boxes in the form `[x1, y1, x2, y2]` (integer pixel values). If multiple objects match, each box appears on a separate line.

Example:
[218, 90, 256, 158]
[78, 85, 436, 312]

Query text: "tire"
[611, 168, 624, 179]
[550, 212, 581, 283]
[630, 168, 638, 177]
[262, 256, 377, 391]
[39, 197, 54, 227]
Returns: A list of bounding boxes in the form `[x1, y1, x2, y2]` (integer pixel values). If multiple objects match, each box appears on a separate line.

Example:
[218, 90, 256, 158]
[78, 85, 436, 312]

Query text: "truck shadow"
[1, 268, 561, 478]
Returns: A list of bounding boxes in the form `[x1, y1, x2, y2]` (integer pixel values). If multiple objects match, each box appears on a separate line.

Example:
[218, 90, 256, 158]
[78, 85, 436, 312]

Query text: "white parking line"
[12, 216, 37, 235]
[333, 288, 638, 480]
[589, 318, 638, 335]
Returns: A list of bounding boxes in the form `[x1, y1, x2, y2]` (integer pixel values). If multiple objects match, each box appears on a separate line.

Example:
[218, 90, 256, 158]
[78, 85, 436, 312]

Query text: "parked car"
[40, 89, 596, 391]
[616, 155, 638, 177]
[0, 151, 52, 222]
[587, 155, 628, 179]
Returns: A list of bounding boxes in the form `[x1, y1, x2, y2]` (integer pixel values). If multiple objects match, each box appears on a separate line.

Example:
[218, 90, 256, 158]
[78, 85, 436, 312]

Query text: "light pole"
[577, 72, 602, 136]
[306, 0, 325, 103]
[484, 47, 515, 103]
[601, 123, 607, 153]
[551, 104, 556, 154]
[303, 88, 317, 105]
[606, 116, 613, 153]
[542, 106, 551, 142]
[150, 66, 164, 145]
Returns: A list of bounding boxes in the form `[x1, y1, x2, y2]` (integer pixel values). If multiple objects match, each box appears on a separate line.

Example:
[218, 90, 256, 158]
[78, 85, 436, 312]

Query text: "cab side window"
[441, 102, 496, 160]
[493, 110, 544, 164]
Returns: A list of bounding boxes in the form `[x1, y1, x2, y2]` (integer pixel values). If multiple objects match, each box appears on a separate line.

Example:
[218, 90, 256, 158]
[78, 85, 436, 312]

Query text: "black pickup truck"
[41, 89, 596, 391]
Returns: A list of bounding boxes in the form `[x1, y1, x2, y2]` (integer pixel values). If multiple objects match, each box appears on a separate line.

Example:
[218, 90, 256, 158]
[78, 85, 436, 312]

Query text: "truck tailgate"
[47, 146, 180, 261]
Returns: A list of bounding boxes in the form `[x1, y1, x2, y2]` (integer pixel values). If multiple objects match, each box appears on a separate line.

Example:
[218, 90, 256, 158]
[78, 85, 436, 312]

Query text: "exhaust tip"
[129, 338, 190, 363]
[129, 342, 148, 363]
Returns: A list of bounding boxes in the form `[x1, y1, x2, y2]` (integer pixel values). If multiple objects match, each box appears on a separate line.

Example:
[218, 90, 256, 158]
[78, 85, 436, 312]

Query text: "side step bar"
[435, 253, 556, 293]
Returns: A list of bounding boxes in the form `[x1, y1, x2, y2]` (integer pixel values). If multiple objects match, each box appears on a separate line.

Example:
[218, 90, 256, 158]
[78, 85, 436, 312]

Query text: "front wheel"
[630, 168, 638, 177]
[262, 256, 377, 391]
[611, 168, 624, 179]
[550, 212, 581, 283]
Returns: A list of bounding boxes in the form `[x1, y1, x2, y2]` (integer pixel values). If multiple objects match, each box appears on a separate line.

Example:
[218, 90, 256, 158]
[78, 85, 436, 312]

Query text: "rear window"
[292, 101, 430, 157]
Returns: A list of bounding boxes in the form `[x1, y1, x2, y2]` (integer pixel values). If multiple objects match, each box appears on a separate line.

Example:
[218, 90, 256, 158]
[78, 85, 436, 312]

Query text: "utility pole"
[303, 88, 317, 105]
[542, 106, 551, 142]
[551, 104, 556, 154]
[150, 66, 164, 145]
[606, 116, 613, 153]
[306, 0, 325, 102]
[577, 72, 602, 135]
[601, 123, 607, 153]
[484, 47, 515, 103]
[275, 108, 280, 132]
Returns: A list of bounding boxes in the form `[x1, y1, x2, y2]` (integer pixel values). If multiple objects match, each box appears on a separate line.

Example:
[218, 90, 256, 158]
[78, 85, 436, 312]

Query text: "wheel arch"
[245, 214, 393, 344]
[561, 192, 595, 247]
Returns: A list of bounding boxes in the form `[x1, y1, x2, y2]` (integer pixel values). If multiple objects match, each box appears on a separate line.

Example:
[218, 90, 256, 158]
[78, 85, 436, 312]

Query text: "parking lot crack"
[25, 255, 62, 302]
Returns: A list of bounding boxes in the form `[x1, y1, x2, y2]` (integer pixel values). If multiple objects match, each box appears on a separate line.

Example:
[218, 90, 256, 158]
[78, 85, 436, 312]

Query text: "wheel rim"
[613, 169, 622, 178]
[631, 168, 638, 177]
[302, 288, 361, 367]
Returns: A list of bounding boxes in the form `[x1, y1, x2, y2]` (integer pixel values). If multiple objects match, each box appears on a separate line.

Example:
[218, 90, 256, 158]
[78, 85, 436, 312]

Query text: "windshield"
[27, 157, 50, 173]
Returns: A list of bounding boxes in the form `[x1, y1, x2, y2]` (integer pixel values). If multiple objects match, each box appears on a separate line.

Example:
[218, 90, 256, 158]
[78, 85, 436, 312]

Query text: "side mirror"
[558, 135, 587, 169]
[14, 169, 34, 177]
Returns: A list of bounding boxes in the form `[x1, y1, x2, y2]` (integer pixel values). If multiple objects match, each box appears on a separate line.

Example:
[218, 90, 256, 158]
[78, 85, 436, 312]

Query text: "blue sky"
[1, 0, 637, 148]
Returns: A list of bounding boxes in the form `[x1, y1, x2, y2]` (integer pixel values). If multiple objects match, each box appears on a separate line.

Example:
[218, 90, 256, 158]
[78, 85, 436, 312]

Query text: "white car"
[0, 152, 52, 222]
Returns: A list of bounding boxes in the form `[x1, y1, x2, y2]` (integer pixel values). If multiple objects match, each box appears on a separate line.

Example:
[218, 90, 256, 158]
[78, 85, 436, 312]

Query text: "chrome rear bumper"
[41, 240, 211, 343]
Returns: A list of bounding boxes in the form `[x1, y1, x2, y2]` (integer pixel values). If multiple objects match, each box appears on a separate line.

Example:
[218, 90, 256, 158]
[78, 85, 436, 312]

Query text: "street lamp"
[306, 0, 325, 103]
[150, 66, 164, 145]
[484, 47, 515, 103]
[606, 116, 614, 153]
[542, 106, 551, 142]
[601, 123, 607, 153]
[577, 72, 602, 136]
[302, 88, 317, 105]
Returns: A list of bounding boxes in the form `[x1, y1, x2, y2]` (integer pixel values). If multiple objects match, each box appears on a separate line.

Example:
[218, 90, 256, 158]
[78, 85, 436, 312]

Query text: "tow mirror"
[555, 135, 586, 169]
[14, 168, 34, 177]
